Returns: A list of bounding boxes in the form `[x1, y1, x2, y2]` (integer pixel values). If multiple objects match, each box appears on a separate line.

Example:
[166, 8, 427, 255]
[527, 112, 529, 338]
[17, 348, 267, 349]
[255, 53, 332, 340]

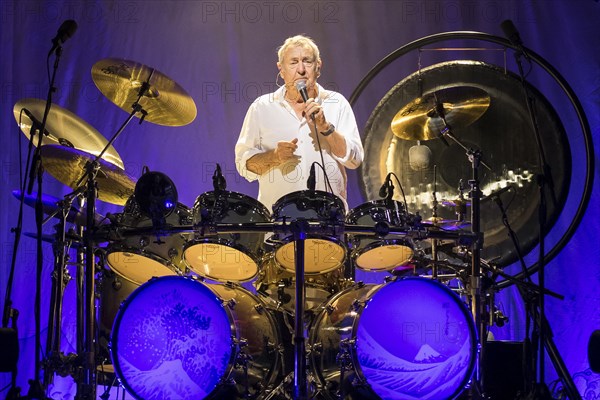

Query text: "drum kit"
[12, 57, 525, 400]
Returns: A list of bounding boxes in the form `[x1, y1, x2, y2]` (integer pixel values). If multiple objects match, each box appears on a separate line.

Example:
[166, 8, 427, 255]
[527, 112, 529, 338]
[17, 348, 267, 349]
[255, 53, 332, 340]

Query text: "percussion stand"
[290, 218, 309, 400]
[434, 110, 490, 398]
[72, 74, 152, 400]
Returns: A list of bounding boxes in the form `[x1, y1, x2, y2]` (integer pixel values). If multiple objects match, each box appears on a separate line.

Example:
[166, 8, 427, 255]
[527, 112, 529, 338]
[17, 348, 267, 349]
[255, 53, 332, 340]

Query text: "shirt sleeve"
[326, 93, 364, 169]
[235, 101, 263, 182]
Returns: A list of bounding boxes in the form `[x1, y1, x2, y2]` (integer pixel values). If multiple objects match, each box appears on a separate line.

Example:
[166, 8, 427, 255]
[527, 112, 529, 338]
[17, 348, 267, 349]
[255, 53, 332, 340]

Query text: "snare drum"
[183, 191, 270, 282]
[254, 255, 351, 313]
[271, 190, 346, 274]
[346, 200, 414, 271]
[309, 277, 477, 400]
[110, 276, 280, 400]
[106, 198, 192, 285]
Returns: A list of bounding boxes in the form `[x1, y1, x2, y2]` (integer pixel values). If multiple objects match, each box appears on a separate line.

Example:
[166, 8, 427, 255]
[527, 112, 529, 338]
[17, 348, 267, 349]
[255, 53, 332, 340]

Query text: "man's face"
[278, 45, 320, 92]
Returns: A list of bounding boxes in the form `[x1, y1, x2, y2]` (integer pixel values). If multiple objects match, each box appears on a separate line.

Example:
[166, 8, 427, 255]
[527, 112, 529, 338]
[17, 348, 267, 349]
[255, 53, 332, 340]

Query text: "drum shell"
[254, 256, 352, 313]
[110, 276, 280, 400]
[310, 278, 477, 400]
[184, 191, 270, 282]
[271, 190, 346, 274]
[106, 199, 192, 284]
[345, 200, 414, 271]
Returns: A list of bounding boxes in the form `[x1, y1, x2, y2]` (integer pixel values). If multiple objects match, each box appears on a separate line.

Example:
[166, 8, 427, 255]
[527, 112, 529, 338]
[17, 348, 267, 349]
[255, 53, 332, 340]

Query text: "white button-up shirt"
[235, 84, 364, 212]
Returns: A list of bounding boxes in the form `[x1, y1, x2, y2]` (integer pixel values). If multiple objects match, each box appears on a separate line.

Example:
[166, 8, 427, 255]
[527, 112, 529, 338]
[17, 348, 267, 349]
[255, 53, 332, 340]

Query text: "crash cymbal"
[441, 198, 471, 207]
[423, 217, 471, 231]
[39, 145, 136, 206]
[91, 58, 197, 126]
[391, 86, 490, 141]
[12, 190, 105, 225]
[13, 99, 124, 169]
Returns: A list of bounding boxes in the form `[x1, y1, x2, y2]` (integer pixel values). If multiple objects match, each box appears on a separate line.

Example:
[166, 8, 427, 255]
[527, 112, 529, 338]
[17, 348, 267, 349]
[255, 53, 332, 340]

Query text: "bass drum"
[106, 198, 192, 285]
[110, 276, 280, 400]
[310, 278, 477, 400]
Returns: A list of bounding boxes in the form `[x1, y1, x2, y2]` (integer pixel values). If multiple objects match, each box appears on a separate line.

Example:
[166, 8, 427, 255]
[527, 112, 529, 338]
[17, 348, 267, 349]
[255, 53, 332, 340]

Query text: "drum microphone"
[49, 19, 78, 55]
[21, 108, 50, 137]
[378, 173, 393, 198]
[307, 162, 316, 192]
[213, 163, 227, 191]
[500, 19, 531, 61]
[408, 143, 432, 171]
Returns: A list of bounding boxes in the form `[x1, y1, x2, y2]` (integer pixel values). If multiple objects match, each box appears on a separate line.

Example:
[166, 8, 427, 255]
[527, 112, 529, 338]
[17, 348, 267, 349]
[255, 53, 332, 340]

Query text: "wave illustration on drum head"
[356, 278, 477, 400]
[111, 277, 233, 400]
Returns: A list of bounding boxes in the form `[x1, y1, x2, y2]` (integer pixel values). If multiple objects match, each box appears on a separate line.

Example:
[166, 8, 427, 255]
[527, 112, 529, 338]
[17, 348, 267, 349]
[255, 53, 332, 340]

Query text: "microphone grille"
[295, 80, 307, 91]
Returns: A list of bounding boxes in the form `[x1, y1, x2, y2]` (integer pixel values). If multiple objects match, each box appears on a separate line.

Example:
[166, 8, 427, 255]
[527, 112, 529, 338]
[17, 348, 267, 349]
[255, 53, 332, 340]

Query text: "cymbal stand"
[430, 165, 440, 280]
[434, 110, 488, 397]
[43, 193, 82, 387]
[71, 69, 152, 400]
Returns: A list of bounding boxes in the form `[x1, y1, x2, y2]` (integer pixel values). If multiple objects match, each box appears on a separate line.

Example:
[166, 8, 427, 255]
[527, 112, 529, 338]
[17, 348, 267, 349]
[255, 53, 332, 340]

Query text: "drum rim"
[195, 190, 271, 218]
[345, 199, 406, 222]
[110, 276, 238, 400]
[272, 189, 345, 218]
[182, 238, 260, 282]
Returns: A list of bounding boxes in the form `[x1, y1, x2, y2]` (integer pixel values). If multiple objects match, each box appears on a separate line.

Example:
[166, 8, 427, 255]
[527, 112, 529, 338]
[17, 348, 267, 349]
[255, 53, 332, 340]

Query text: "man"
[235, 35, 364, 212]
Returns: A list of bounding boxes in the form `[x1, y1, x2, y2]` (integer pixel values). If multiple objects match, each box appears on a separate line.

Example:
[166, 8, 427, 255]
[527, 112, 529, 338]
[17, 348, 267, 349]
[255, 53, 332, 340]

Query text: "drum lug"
[350, 299, 363, 312]
[325, 304, 336, 315]
[253, 303, 265, 315]
[224, 298, 237, 309]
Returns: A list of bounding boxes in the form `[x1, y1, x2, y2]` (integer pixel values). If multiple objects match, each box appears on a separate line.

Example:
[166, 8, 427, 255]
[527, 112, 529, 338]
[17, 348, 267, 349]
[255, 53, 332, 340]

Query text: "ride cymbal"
[91, 58, 197, 126]
[40, 145, 136, 206]
[13, 98, 124, 169]
[391, 86, 490, 141]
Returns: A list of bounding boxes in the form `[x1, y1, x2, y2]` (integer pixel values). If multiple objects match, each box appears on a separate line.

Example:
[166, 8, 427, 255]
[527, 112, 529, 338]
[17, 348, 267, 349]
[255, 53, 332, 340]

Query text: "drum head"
[356, 278, 477, 399]
[183, 241, 259, 282]
[106, 251, 177, 285]
[354, 241, 413, 271]
[275, 238, 345, 274]
[111, 276, 233, 400]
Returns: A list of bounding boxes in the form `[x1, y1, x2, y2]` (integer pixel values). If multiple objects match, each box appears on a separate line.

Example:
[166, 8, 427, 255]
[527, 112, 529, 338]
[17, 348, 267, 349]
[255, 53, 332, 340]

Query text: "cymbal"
[391, 86, 490, 141]
[13, 98, 124, 170]
[441, 198, 471, 208]
[12, 190, 105, 225]
[39, 145, 136, 206]
[422, 217, 471, 231]
[91, 58, 197, 126]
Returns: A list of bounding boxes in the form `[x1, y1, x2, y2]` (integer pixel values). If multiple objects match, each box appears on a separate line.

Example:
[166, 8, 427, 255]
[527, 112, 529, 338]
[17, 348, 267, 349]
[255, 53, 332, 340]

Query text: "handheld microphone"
[500, 19, 530, 61]
[295, 80, 309, 103]
[213, 163, 227, 191]
[307, 162, 316, 192]
[49, 20, 78, 55]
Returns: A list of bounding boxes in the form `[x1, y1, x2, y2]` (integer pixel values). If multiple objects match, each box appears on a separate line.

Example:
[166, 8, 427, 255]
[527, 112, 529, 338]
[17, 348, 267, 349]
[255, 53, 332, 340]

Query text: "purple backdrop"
[1, 0, 599, 398]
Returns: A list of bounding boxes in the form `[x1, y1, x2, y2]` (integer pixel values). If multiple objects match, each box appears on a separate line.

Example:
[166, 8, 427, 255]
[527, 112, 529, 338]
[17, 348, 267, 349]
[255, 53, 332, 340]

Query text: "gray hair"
[277, 35, 321, 64]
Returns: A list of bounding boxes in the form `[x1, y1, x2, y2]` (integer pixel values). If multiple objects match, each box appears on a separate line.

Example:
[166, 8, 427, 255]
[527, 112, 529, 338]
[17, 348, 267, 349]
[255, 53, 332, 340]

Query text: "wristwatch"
[320, 123, 335, 136]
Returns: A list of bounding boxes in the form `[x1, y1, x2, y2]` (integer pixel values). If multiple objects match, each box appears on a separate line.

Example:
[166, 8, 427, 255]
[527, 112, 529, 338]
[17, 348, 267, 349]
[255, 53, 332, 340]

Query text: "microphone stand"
[513, 45, 556, 400]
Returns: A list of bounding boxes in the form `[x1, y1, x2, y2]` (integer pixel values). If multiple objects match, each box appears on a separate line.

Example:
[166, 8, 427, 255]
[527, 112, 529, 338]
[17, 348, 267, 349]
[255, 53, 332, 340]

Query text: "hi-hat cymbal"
[12, 190, 105, 225]
[391, 86, 490, 141]
[40, 145, 136, 205]
[91, 58, 197, 126]
[13, 99, 124, 170]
